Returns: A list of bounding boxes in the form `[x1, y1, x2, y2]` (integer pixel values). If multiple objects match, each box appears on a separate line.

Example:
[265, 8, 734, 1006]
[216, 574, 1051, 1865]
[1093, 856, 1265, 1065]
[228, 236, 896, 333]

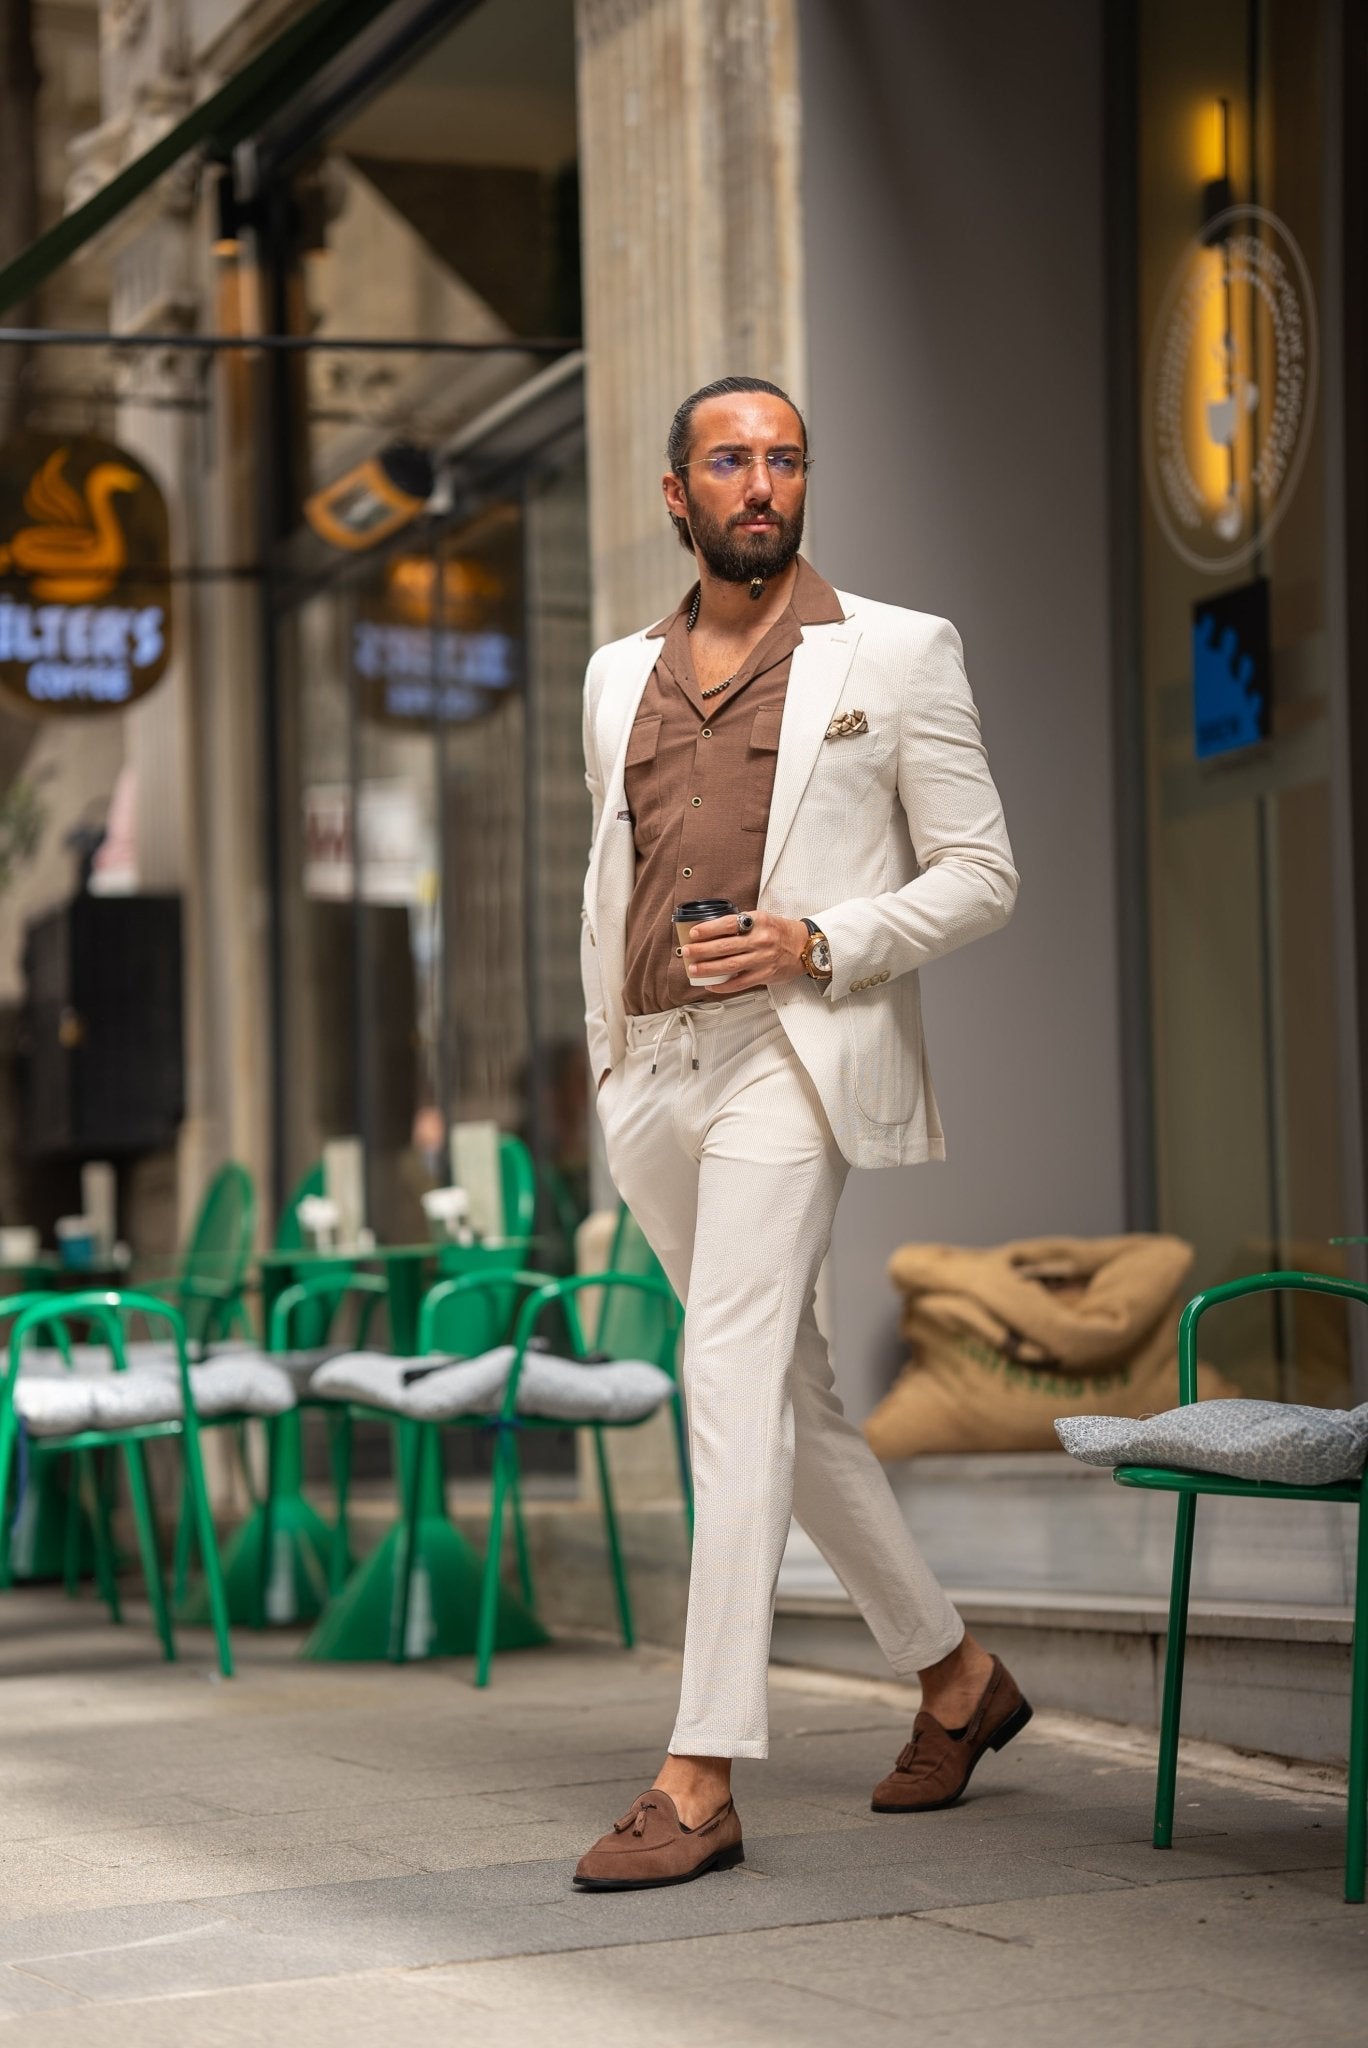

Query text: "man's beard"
[683, 494, 805, 584]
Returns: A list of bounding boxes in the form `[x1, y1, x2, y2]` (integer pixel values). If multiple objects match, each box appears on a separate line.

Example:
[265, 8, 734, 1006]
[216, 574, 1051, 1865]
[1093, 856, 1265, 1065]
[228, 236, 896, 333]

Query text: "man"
[574, 376, 1026, 1891]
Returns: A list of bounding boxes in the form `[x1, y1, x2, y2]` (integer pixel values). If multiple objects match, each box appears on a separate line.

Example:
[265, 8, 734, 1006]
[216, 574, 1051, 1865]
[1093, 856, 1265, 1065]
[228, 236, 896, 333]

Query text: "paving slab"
[0, 1583, 1362, 2045]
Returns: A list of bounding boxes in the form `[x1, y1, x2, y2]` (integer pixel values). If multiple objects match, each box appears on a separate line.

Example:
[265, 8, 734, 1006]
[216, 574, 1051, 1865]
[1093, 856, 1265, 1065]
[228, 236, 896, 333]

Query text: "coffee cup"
[674, 899, 739, 987]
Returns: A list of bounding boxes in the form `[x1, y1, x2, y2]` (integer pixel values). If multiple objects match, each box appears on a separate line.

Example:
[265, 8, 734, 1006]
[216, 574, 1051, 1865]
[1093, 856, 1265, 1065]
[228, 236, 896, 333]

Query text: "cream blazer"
[580, 588, 1018, 1169]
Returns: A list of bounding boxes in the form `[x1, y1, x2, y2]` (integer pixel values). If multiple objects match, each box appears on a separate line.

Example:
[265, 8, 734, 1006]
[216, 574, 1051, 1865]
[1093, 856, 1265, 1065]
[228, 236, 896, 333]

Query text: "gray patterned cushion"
[1055, 1400, 1368, 1486]
[310, 1345, 675, 1424]
[15, 1371, 182, 1438]
[13, 1353, 295, 1432]
[308, 1351, 509, 1419]
[179, 1358, 296, 1419]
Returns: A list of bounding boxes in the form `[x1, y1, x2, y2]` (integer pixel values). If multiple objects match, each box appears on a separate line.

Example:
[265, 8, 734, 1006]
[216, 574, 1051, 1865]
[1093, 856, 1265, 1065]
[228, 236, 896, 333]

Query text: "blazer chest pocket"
[816, 720, 888, 802]
[623, 713, 664, 843]
[741, 703, 784, 833]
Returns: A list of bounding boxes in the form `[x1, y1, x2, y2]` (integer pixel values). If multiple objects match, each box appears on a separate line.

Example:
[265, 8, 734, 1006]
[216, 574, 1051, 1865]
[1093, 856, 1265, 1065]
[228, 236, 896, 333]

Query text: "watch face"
[813, 938, 832, 971]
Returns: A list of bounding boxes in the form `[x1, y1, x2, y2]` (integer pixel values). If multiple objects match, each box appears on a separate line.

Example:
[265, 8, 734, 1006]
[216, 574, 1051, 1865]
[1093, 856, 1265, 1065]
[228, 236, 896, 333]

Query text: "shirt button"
[691, 796, 702, 807]
[701, 728, 713, 739]
[682, 866, 693, 878]
[675, 946, 683, 957]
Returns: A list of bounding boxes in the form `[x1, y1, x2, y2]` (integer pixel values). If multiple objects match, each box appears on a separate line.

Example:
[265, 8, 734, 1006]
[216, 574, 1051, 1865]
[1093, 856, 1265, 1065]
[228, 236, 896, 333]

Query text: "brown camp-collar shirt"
[622, 556, 845, 1016]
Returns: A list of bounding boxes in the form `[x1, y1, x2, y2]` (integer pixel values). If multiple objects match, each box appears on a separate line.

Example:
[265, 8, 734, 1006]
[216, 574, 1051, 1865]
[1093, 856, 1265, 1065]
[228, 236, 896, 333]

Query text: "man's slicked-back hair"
[665, 375, 807, 551]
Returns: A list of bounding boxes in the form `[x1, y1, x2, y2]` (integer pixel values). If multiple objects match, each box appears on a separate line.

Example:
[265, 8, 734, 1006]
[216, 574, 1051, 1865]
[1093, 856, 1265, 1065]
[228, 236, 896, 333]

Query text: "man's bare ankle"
[653, 1753, 732, 1827]
[917, 1634, 995, 1721]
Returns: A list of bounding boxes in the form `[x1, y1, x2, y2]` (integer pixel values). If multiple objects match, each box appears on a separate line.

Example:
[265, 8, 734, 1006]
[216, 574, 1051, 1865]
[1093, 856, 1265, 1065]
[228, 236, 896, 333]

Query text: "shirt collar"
[644, 555, 843, 637]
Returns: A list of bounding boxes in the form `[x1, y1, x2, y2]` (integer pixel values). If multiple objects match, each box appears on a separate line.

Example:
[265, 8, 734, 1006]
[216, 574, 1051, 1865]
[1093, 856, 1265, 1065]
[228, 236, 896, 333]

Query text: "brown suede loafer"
[871, 1655, 1033, 1813]
[573, 1789, 744, 1891]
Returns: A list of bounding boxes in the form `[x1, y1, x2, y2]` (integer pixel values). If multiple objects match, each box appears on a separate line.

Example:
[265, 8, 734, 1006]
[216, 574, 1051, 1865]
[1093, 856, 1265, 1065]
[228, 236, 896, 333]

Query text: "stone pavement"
[0, 1589, 1363, 2045]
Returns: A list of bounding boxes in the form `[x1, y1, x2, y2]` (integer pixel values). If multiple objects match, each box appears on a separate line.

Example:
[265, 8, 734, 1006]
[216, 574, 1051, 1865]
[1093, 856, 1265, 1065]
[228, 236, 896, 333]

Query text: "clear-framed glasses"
[675, 449, 813, 483]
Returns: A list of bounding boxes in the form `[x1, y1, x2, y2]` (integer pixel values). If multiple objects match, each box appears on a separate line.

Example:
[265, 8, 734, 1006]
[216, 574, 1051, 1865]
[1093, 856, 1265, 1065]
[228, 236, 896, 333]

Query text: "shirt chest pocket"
[623, 713, 664, 844]
[741, 703, 785, 834]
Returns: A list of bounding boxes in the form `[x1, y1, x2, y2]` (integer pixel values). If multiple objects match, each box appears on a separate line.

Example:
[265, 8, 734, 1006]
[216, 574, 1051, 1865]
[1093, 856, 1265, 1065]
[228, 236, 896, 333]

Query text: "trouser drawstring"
[649, 1006, 701, 1076]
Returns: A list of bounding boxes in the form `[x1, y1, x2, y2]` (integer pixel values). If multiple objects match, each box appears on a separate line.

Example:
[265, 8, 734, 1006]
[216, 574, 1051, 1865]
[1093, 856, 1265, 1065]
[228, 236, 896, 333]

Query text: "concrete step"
[772, 1585, 1354, 1767]
[874, 1452, 1359, 1607]
[774, 1457, 1359, 1765]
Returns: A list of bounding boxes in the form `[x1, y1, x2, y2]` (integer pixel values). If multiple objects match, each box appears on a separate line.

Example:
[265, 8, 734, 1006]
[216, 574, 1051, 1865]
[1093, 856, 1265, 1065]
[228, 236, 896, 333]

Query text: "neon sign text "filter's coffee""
[0, 434, 173, 715]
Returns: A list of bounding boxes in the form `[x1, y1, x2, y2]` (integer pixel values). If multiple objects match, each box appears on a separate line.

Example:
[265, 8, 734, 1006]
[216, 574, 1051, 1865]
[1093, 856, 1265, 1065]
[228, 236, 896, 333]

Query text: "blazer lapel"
[588, 635, 658, 1003]
[760, 622, 861, 895]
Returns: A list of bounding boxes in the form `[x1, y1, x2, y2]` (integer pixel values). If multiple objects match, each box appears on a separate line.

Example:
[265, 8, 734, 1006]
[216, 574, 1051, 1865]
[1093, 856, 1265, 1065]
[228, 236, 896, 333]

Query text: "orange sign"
[0, 433, 173, 716]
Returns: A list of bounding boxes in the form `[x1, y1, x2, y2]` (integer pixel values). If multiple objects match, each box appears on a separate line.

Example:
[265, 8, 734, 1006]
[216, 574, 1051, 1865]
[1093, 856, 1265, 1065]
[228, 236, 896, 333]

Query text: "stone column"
[575, 0, 806, 644]
[574, 0, 807, 1507]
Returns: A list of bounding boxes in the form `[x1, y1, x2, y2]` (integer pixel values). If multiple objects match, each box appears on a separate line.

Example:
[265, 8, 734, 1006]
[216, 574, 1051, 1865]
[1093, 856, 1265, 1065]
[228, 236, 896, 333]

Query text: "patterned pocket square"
[825, 709, 869, 740]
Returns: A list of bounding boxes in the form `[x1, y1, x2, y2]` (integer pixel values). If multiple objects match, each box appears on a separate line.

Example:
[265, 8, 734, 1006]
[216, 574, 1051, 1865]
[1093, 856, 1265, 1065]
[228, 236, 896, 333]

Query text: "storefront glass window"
[271, 0, 589, 1274]
[1137, 0, 1349, 1398]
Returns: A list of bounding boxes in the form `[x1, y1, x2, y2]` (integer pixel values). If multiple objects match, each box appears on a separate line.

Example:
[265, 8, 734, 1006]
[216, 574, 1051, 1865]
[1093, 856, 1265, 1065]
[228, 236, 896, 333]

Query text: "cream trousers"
[597, 986, 964, 1759]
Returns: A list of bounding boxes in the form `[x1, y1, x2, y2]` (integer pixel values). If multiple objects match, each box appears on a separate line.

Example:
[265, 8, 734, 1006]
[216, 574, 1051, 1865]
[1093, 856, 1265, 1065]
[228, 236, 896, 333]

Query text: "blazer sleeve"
[814, 618, 1018, 1003]
[580, 658, 613, 1080]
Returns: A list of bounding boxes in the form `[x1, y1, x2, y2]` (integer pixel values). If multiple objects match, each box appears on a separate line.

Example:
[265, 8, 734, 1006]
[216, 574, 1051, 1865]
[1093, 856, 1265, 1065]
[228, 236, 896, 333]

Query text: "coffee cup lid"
[674, 899, 737, 919]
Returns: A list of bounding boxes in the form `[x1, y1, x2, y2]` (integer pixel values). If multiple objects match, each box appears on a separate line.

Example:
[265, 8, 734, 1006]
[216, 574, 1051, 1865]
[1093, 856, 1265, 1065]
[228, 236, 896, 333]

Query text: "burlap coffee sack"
[866, 1233, 1237, 1457]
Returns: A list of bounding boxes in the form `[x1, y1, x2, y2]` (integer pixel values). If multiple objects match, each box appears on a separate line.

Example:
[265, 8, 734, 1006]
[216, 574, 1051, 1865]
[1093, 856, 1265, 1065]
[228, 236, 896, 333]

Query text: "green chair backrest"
[499, 1135, 537, 1240]
[422, 1268, 538, 1357]
[275, 1161, 326, 1252]
[597, 1205, 680, 1369]
[177, 1162, 256, 1347]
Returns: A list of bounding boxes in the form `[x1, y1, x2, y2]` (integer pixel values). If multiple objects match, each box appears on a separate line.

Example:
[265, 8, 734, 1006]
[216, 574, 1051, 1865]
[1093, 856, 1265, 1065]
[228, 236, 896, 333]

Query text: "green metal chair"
[0, 1289, 234, 1675]
[276, 1161, 326, 1252]
[410, 1264, 687, 1686]
[0, 1293, 92, 1592]
[499, 1134, 537, 1242]
[1113, 1269, 1368, 1904]
[142, 1162, 258, 1351]
[260, 1267, 388, 1612]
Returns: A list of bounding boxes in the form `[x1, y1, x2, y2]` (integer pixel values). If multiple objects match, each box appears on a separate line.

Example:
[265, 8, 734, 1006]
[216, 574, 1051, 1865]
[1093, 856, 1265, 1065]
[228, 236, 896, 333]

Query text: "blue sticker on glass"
[1192, 579, 1271, 761]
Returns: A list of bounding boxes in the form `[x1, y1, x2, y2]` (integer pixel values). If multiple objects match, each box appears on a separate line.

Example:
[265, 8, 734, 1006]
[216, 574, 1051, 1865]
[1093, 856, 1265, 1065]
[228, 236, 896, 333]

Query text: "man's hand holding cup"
[676, 899, 809, 993]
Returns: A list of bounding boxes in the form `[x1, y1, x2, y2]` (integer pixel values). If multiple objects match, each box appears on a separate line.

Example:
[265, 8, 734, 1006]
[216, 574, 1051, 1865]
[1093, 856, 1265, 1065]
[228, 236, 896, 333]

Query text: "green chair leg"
[93, 1450, 122, 1624]
[122, 1438, 175, 1662]
[253, 1419, 278, 1632]
[80, 1451, 119, 1621]
[508, 1452, 535, 1610]
[0, 1403, 19, 1589]
[172, 1472, 196, 1606]
[1155, 1490, 1197, 1851]
[593, 1426, 634, 1649]
[326, 1409, 353, 1596]
[62, 1456, 84, 1597]
[475, 1432, 514, 1688]
[391, 1424, 428, 1663]
[181, 1419, 233, 1678]
[1345, 1491, 1368, 1904]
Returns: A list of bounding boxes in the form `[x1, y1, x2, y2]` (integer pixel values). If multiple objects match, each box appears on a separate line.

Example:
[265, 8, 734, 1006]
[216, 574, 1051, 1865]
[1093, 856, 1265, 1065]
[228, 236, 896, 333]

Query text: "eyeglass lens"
[703, 451, 806, 480]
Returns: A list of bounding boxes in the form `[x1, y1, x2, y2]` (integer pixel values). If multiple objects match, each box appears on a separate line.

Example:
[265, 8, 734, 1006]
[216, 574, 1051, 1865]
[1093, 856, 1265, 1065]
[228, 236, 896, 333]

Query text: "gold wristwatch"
[800, 918, 832, 983]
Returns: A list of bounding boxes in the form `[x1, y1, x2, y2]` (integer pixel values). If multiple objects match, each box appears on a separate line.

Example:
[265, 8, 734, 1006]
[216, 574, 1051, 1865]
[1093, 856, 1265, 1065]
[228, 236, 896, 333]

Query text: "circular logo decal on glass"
[1144, 204, 1317, 575]
[0, 432, 173, 716]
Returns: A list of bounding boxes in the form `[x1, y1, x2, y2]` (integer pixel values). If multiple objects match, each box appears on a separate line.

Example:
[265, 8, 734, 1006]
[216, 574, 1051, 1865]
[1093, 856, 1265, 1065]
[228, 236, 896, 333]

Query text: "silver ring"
[736, 912, 755, 934]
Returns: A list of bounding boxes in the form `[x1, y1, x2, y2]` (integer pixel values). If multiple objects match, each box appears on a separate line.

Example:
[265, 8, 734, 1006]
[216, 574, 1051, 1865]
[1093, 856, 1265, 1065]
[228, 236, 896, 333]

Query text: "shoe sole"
[572, 1841, 745, 1892]
[870, 1697, 1034, 1814]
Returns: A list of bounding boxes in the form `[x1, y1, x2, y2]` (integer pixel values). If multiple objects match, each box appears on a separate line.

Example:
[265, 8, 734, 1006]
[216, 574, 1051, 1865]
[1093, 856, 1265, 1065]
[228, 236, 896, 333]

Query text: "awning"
[0, 0, 399, 316]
